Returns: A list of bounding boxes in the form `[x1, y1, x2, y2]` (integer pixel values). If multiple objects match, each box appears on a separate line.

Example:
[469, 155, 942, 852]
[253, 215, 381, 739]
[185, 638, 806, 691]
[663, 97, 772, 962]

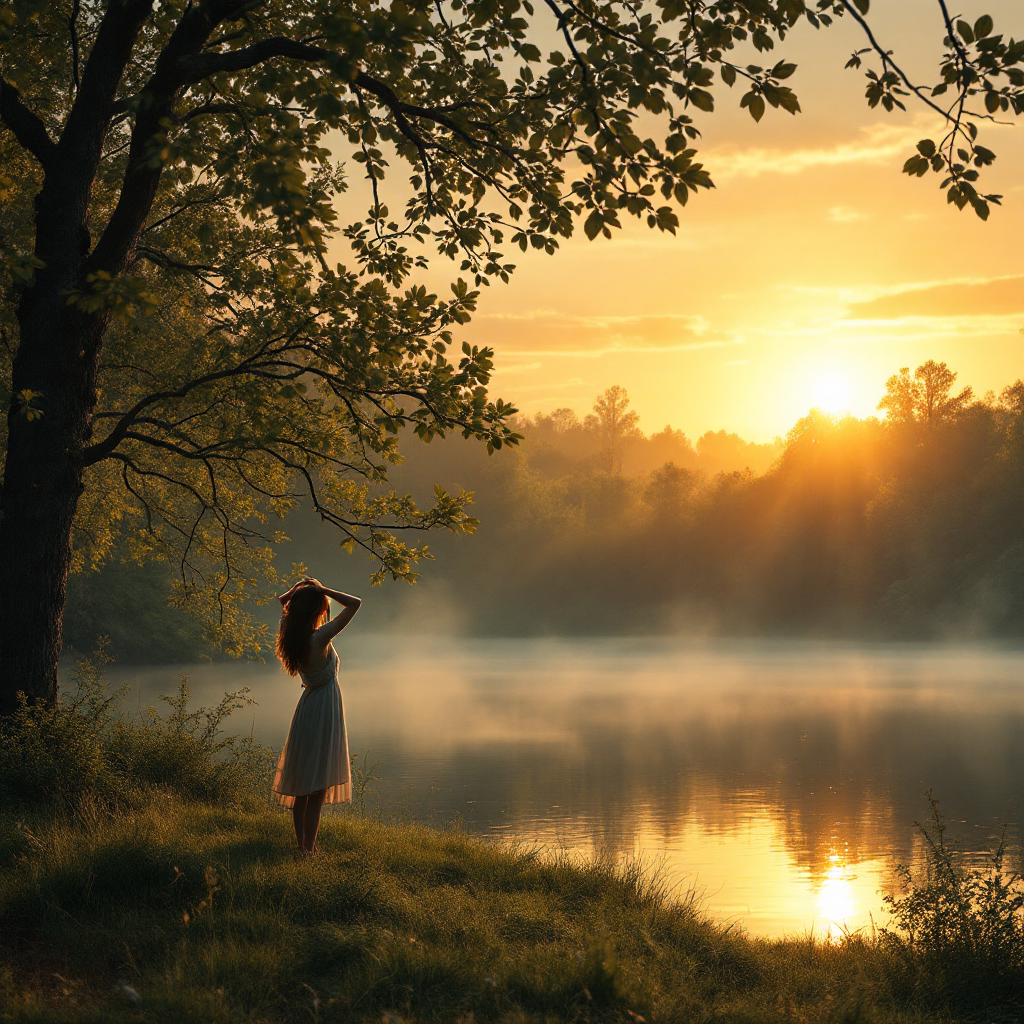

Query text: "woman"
[273, 577, 361, 853]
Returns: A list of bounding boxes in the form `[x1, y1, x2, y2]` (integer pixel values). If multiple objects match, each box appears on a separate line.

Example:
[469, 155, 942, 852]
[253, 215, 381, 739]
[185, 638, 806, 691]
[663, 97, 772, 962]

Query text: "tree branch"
[840, 0, 964, 124]
[86, 1, 246, 274]
[0, 78, 57, 167]
[59, 0, 155, 170]
[83, 358, 271, 465]
[175, 37, 337, 84]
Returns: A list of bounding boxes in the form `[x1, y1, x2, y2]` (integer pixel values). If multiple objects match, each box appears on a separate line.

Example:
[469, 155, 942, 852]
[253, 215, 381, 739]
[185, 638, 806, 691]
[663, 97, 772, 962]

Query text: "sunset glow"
[449, 0, 1024, 441]
[810, 371, 855, 416]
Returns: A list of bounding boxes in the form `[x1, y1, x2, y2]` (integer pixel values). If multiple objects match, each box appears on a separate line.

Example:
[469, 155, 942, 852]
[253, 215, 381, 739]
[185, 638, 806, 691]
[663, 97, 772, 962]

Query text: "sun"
[810, 370, 853, 415]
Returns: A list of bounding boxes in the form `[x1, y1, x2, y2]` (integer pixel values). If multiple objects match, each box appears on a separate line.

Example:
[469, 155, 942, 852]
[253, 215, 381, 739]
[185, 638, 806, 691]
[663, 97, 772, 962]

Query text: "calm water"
[104, 638, 1024, 938]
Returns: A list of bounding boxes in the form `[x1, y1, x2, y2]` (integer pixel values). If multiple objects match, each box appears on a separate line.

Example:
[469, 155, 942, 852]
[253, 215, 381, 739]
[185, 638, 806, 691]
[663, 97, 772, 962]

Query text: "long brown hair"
[276, 584, 329, 676]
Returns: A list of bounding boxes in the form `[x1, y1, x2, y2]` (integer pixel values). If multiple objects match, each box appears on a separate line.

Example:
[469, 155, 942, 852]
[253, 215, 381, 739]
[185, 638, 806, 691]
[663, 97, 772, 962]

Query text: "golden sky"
[450, 0, 1024, 442]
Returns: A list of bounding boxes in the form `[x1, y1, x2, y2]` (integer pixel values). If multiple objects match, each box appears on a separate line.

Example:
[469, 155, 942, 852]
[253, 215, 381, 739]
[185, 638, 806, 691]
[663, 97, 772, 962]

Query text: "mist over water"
[106, 638, 1024, 937]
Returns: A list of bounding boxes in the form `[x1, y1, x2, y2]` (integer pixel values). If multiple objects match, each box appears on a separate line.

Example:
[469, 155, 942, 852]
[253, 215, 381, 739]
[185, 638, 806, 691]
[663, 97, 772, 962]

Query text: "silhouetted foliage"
[0, 641, 273, 809]
[880, 793, 1024, 1008]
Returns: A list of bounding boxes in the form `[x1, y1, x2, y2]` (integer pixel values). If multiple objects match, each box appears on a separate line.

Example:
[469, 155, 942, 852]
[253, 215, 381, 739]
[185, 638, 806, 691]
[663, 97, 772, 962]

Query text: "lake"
[104, 637, 1024, 939]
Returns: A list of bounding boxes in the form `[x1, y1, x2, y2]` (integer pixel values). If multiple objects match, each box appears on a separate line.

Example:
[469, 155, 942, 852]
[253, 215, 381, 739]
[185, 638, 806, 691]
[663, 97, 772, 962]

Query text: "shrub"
[0, 640, 273, 809]
[107, 677, 274, 804]
[880, 792, 1024, 1008]
[0, 641, 124, 806]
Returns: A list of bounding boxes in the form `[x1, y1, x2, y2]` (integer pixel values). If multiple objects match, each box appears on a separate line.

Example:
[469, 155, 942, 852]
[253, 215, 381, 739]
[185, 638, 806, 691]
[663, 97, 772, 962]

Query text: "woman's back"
[298, 644, 337, 688]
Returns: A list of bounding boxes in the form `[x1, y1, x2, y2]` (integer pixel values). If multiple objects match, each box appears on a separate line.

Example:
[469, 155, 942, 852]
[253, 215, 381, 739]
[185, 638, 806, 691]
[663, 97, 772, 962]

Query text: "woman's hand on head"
[278, 578, 320, 605]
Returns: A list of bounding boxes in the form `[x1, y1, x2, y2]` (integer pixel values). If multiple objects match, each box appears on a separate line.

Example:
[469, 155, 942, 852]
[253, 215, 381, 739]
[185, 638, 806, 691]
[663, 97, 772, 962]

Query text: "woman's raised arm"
[312, 584, 362, 644]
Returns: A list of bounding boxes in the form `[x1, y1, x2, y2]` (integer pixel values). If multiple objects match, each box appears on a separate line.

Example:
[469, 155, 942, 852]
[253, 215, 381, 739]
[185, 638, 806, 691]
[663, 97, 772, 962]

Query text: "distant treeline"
[67, 359, 1024, 658]
[344, 360, 1024, 639]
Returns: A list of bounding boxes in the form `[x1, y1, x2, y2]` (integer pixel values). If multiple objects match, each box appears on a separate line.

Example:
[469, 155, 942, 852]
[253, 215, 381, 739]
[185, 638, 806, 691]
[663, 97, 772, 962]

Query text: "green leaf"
[956, 20, 974, 44]
[721, 64, 736, 87]
[775, 88, 801, 115]
[902, 155, 928, 177]
[688, 88, 714, 112]
[916, 139, 936, 158]
[584, 210, 604, 240]
[741, 92, 766, 122]
[853, 0, 869, 13]
[974, 14, 993, 39]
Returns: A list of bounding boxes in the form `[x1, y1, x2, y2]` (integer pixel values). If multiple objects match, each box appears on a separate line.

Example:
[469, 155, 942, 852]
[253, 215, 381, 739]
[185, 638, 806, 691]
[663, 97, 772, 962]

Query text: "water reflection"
[103, 638, 1024, 937]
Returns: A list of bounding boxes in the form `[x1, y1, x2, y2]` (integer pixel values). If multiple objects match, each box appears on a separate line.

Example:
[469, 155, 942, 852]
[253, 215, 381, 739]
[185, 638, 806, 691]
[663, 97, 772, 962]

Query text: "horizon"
[507, 356, 1016, 449]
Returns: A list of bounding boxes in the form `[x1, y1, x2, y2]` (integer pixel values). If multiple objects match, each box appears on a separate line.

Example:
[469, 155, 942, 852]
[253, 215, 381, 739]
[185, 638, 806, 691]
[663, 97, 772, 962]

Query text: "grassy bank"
[2, 654, 1023, 1023]
[0, 796, 940, 1024]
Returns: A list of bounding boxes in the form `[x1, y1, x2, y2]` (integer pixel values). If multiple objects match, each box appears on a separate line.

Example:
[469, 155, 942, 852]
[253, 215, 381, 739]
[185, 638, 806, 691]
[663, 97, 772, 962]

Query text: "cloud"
[469, 310, 735, 355]
[705, 120, 933, 180]
[844, 275, 1024, 320]
[828, 206, 867, 224]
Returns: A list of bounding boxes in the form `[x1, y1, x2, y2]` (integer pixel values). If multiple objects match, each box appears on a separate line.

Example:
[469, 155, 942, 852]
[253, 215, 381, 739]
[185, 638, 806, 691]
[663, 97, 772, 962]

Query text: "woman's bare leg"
[301, 790, 327, 853]
[292, 794, 308, 850]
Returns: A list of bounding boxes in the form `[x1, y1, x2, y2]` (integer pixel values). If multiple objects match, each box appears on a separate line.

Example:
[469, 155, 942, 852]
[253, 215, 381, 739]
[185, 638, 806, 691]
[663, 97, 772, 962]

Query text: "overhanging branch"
[175, 36, 337, 83]
[0, 78, 57, 167]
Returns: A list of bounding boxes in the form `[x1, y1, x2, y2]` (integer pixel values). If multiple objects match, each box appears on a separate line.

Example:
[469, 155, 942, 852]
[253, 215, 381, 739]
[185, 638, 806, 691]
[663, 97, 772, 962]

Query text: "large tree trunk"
[0, 177, 103, 714]
[0, 0, 174, 714]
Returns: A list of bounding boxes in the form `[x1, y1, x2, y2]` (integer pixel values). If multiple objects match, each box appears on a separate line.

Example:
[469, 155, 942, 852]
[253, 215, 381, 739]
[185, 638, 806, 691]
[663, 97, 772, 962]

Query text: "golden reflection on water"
[526, 810, 892, 938]
[816, 852, 858, 936]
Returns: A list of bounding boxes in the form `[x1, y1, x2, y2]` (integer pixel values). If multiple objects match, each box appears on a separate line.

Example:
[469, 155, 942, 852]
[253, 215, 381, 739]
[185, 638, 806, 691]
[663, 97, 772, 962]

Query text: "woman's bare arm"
[318, 586, 361, 608]
[310, 584, 362, 648]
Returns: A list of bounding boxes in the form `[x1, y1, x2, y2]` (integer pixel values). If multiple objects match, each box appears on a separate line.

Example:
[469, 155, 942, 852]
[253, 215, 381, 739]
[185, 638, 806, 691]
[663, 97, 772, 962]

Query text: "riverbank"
[0, 793, 1010, 1024]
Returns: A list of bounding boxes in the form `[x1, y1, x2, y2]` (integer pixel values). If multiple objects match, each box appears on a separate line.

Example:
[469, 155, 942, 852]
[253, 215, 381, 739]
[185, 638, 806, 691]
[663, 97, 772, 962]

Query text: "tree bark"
[0, 0, 159, 713]
[0, 169, 105, 713]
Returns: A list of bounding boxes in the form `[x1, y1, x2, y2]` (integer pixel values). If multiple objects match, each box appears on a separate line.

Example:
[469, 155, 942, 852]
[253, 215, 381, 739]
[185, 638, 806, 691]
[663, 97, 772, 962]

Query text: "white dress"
[273, 643, 352, 806]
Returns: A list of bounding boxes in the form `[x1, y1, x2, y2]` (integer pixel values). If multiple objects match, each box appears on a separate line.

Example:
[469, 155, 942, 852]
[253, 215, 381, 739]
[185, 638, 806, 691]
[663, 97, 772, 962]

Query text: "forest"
[68, 358, 1024, 658]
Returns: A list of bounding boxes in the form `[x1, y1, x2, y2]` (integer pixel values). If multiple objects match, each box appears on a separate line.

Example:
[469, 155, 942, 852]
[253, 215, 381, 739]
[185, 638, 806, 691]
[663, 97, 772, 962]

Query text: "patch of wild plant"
[0, 639, 274, 809]
[880, 792, 1024, 1008]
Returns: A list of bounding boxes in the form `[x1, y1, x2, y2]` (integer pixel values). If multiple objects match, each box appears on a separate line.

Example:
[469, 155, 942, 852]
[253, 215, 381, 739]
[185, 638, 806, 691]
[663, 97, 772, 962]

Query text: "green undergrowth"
[0, 641, 274, 813]
[1, 649, 1023, 1022]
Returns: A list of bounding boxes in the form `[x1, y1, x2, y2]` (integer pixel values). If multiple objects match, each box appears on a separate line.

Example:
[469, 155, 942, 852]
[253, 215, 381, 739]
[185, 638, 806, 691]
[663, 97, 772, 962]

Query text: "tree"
[591, 386, 640, 474]
[643, 461, 697, 522]
[0, 0, 1020, 710]
[877, 367, 921, 425]
[915, 360, 973, 424]
[878, 361, 973, 426]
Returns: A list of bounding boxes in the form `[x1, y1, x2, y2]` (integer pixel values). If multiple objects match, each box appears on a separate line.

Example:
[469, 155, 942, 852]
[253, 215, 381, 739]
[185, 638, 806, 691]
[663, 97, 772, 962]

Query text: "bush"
[0, 640, 273, 809]
[880, 792, 1024, 1008]
[107, 677, 274, 804]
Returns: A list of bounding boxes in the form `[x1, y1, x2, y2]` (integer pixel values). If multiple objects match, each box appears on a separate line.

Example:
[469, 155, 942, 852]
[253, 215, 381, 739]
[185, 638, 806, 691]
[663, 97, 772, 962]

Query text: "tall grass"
[2, 795, 881, 1024]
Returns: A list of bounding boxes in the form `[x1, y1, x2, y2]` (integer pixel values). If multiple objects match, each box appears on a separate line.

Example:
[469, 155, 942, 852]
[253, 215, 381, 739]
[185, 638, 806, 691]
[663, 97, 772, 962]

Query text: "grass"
[1, 648, 1023, 1023]
[0, 794, 915, 1024]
